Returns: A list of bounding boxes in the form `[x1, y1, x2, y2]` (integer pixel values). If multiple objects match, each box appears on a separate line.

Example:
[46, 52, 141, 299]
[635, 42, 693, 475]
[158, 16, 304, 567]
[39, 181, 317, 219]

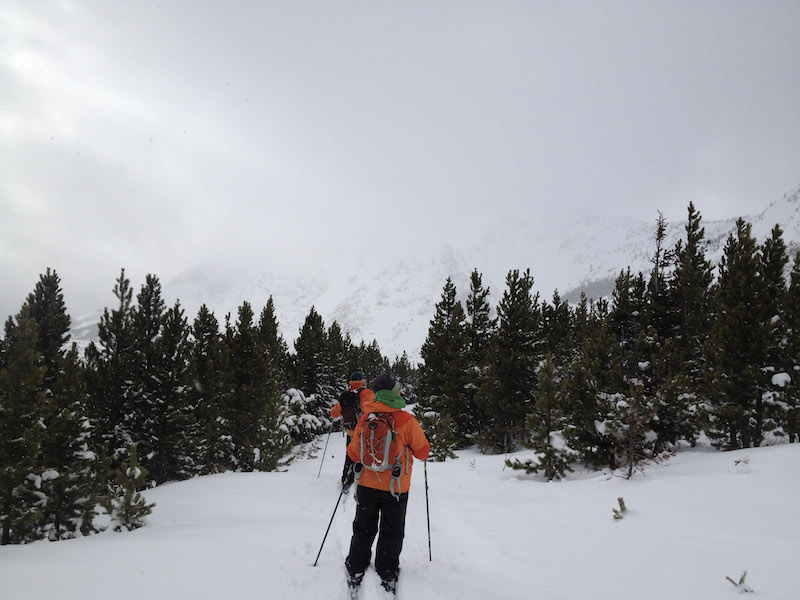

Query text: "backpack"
[338, 390, 361, 431]
[358, 413, 402, 473]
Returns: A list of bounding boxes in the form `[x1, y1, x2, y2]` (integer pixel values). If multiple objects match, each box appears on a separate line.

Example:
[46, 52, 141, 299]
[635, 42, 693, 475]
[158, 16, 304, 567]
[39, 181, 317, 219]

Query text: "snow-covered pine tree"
[652, 203, 716, 449]
[0, 307, 47, 544]
[128, 274, 168, 484]
[105, 445, 154, 532]
[293, 306, 331, 423]
[281, 387, 322, 445]
[784, 252, 800, 442]
[147, 301, 194, 484]
[607, 380, 657, 479]
[416, 409, 458, 462]
[20, 270, 104, 539]
[562, 299, 618, 470]
[84, 269, 137, 466]
[38, 345, 106, 540]
[758, 225, 789, 442]
[507, 355, 573, 480]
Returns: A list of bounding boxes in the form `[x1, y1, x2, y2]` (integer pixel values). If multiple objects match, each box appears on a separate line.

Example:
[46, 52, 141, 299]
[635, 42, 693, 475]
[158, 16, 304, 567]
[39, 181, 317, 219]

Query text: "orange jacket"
[331, 386, 373, 437]
[347, 395, 430, 494]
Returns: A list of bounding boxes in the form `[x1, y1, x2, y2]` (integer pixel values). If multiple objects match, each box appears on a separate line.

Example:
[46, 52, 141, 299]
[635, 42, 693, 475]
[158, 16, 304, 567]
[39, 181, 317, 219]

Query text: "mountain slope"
[70, 186, 800, 362]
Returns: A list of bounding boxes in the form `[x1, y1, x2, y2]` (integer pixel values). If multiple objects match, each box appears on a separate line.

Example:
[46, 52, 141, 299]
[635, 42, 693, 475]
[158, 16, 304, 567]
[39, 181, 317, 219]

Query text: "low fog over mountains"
[70, 185, 800, 363]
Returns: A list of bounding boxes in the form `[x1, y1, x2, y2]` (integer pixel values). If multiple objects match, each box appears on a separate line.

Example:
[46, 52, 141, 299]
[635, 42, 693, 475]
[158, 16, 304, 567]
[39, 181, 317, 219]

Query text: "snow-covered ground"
[1, 440, 798, 600]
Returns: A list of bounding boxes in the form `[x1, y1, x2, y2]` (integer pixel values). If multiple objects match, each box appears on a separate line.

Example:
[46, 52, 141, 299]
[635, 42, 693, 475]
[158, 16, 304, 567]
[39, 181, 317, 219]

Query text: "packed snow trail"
[1, 439, 799, 599]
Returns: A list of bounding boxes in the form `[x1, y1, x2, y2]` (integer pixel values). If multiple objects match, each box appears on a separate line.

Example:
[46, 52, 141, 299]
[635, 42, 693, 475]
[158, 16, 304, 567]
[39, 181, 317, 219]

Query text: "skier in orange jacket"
[330, 371, 373, 490]
[344, 372, 430, 594]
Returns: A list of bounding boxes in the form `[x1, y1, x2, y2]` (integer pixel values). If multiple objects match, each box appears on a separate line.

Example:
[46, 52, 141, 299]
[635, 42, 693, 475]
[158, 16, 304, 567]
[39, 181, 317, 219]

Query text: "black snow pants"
[345, 485, 409, 583]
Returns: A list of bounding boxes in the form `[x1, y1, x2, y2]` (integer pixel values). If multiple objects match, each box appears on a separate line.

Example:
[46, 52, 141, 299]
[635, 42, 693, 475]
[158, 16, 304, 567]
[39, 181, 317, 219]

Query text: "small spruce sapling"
[104, 445, 155, 532]
[725, 571, 753, 593]
[612, 497, 628, 520]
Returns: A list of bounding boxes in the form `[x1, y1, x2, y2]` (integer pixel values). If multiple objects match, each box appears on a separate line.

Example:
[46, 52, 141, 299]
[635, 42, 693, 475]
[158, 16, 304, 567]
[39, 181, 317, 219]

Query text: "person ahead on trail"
[330, 371, 373, 491]
[344, 372, 430, 595]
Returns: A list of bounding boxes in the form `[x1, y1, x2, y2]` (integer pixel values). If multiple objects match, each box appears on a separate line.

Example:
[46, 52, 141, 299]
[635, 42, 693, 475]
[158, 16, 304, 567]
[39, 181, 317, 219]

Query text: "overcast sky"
[2, 0, 799, 321]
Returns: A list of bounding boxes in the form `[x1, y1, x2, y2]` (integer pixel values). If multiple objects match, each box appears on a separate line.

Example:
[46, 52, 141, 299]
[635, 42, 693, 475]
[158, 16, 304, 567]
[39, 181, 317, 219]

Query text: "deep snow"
[1, 440, 798, 600]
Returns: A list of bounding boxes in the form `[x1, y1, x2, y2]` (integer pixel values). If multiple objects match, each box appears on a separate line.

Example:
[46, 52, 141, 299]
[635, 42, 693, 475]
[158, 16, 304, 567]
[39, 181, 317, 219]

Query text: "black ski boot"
[380, 577, 397, 595]
[347, 571, 363, 592]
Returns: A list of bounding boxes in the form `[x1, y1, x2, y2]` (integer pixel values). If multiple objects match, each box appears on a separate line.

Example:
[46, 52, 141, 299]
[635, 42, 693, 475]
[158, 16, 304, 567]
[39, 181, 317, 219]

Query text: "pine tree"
[391, 351, 419, 404]
[784, 252, 800, 442]
[85, 269, 137, 465]
[190, 305, 232, 473]
[540, 290, 575, 364]
[293, 306, 330, 420]
[146, 301, 194, 484]
[128, 274, 168, 483]
[104, 445, 154, 532]
[464, 270, 495, 435]
[225, 302, 263, 470]
[609, 268, 647, 381]
[704, 219, 764, 449]
[323, 321, 350, 419]
[607, 382, 656, 479]
[670, 203, 715, 381]
[224, 302, 290, 471]
[0, 307, 47, 544]
[23, 270, 105, 539]
[475, 269, 540, 453]
[353, 339, 390, 381]
[465, 270, 496, 369]
[655, 203, 715, 449]
[646, 212, 676, 344]
[418, 278, 470, 448]
[562, 318, 618, 470]
[25, 268, 71, 392]
[258, 296, 290, 390]
[38, 345, 105, 540]
[507, 356, 573, 480]
[758, 225, 789, 442]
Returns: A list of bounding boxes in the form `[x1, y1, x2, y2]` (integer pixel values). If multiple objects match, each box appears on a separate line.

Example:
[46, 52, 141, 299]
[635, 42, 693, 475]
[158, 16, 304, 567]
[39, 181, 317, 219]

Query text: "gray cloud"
[2, 1, 799, 321]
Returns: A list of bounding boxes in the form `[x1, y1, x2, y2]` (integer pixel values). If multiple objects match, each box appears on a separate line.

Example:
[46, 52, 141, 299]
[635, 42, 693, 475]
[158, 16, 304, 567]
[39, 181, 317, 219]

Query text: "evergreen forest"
[1, 203, 798, 545]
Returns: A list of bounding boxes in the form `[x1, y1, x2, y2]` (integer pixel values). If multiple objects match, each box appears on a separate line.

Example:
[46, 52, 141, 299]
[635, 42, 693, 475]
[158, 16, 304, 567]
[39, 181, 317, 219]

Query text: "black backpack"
[339, 389, 361, 431]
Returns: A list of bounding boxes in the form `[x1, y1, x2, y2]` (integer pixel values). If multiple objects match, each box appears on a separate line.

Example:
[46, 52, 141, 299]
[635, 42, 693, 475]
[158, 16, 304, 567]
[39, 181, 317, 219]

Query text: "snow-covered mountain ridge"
[70, 186, 800, 363]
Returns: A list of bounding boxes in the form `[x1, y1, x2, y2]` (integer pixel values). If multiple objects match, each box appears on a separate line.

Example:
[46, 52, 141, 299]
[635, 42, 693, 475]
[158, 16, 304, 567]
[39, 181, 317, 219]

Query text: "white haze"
[2, 1, 799, 336]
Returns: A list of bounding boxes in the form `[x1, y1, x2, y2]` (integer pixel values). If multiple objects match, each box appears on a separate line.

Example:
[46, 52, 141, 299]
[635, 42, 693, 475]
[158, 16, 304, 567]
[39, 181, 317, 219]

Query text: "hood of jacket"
[363, 389, 405, 412]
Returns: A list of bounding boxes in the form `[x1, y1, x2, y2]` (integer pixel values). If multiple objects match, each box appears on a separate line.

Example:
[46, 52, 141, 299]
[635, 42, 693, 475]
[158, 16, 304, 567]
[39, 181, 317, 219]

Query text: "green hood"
[374, 389, 406, 409]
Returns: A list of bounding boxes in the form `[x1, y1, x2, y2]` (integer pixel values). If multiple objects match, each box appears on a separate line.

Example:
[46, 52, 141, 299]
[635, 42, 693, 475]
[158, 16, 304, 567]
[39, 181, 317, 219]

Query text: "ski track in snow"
[1, 440, 799, 600]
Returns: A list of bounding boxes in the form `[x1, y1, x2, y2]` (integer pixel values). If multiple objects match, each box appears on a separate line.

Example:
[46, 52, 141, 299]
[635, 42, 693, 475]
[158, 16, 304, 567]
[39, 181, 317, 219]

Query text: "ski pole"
[317, 422, 333, 479]
[424, 460, 432, 561]
[313, 484, 346, 567]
